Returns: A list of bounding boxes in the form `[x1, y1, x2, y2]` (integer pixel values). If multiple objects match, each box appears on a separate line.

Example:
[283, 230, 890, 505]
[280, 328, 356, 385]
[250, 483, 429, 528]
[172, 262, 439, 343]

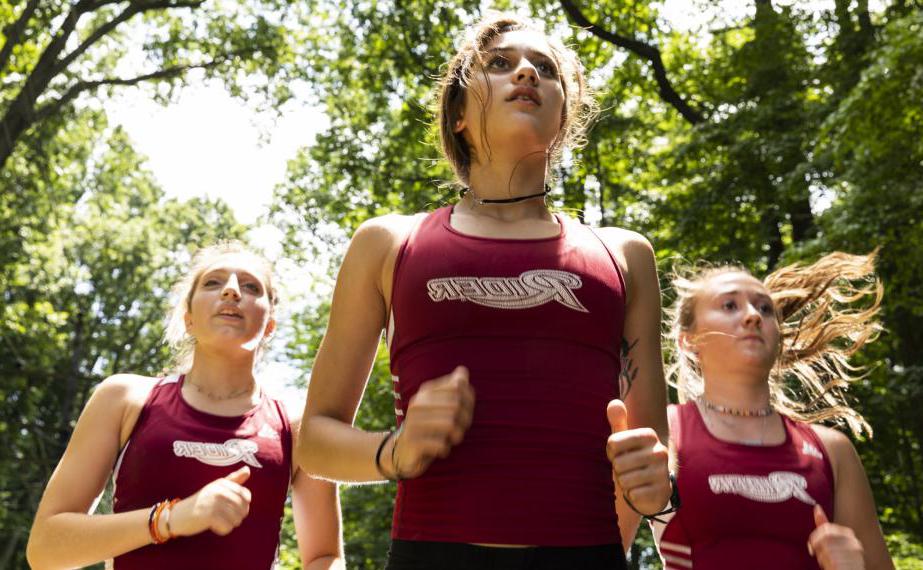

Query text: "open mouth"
[216, 308, 244, 319]
[507, 87, 541, 105]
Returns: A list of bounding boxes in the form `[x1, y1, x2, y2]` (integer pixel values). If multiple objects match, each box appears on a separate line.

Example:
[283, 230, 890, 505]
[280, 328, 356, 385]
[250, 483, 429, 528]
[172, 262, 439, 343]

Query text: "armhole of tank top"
[585, 225, 629, 312]
[271, 396, 295, 480]
[654, 404, 691, 570]
[804, 421, 838, 498]
[109, 375, 174, 509]
[385, 211, 429, 348]
[667, 403, 682, 450]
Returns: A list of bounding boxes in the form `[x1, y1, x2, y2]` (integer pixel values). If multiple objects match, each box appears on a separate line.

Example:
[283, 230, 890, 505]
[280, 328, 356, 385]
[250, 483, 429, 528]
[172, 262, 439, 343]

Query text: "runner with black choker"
[297, 11, 675, 569]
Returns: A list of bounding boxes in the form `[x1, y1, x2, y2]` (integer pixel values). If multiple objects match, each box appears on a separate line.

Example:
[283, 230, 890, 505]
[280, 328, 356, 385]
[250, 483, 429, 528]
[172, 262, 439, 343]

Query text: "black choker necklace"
[461, 186, 550, 205]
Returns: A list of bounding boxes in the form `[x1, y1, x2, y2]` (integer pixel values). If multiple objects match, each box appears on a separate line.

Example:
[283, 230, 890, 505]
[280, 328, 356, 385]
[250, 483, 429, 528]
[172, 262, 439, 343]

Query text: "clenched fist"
[168, 466, 253, 537]
[607, 399, 672, 516]
[808, 505, 865, 570]
[389, 366, 475, 478]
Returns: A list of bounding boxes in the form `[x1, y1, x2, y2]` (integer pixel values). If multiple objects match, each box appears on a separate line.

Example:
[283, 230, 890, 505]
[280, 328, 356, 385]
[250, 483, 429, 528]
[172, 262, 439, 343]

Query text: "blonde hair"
[164, 241, 278, 373]
[668, 251, 883, 437]
[435, 11, 598, 186]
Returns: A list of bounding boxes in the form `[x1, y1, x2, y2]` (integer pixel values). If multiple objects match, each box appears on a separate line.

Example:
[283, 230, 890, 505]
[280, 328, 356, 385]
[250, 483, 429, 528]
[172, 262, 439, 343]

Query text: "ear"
[453, 117, 466, 134]
[184, 311, 193, 333]
[679, 331, 698, 356]
[263, 317, 276, 339]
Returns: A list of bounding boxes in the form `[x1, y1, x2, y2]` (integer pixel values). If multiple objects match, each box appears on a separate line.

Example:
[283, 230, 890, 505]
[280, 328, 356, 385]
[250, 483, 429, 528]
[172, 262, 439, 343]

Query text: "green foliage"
[888, 531, 923, 569]
[0, 112, 245, 567]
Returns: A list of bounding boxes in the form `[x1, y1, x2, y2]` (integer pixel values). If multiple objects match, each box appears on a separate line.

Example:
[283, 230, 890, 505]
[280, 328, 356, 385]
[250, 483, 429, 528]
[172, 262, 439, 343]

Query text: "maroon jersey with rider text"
[657, 402, 835, 570]
[388, 205, 627, 546]
[111, 375, 292, 569]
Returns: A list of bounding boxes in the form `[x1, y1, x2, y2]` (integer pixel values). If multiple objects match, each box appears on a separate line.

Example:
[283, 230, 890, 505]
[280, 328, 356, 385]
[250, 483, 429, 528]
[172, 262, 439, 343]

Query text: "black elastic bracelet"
[622, 473, 681, 525]
[375, 430, 396, 481]
[147, 502, 158, 541]
[389, 426, 405, 481]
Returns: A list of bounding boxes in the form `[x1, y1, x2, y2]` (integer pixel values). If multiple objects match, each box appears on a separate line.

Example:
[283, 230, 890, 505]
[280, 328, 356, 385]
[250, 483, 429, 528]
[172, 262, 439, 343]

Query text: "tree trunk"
[0, 3, 85, 170]
[56, 309, 86, 454]
[788, 191, 815, 244]
[0, 530, 22, 569]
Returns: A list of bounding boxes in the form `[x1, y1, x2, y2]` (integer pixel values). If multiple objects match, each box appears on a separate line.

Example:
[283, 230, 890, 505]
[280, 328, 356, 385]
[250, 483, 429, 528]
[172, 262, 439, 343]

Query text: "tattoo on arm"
[619, 338, 639, 398]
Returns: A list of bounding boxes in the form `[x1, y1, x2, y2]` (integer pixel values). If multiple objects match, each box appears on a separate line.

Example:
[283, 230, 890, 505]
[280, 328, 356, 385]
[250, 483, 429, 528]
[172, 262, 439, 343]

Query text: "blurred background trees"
[2, 0, 921, 568]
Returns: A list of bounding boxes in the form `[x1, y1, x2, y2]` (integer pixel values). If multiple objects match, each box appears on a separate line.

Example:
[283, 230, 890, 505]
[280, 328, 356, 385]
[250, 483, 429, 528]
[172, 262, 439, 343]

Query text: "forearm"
[298, 415, 390, 482]
[27, 508, 154, 570]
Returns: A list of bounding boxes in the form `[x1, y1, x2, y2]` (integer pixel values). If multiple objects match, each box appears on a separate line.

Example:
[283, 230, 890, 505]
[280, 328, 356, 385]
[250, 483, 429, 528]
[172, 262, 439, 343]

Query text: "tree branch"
[558, 0, 705, 125]
[54, 0, 206, 75]
[0, 0, 96, 168]
[0, 0, 42, 75]
[33, 51, 250, 123]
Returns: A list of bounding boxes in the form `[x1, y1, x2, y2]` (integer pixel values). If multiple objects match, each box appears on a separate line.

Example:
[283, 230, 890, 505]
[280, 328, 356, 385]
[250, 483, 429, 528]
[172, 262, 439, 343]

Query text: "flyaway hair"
[668, 251, 882, 437]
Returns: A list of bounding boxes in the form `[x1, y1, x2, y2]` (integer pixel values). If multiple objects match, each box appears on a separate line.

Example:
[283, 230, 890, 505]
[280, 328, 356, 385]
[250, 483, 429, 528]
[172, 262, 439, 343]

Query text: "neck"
[185, 345, 258, 398]
[465, 152, 549, 206]
[701, 370, 772, 412]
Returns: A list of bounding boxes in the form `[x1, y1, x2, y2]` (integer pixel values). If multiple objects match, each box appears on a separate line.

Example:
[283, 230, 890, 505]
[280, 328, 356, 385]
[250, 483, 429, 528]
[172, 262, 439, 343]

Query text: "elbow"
[304, 554, 346, 570]
[26, 527, 53, 570]
[295, 417, 322, 475]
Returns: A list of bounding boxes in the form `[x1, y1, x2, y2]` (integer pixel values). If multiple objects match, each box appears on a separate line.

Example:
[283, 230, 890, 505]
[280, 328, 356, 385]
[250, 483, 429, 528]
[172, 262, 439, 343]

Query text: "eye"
[243, 283, 261, 293]
[487, 55, 510, 70]
[722, 300, 737, 311]
[759, 302, 774, 315]
[203, 279, 220, 287]
[536, 60, 558, 77]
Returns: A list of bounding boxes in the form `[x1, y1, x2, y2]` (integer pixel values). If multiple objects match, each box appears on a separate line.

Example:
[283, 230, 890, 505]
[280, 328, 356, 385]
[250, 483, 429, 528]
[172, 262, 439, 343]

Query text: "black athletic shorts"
[385, 539, 628, 570]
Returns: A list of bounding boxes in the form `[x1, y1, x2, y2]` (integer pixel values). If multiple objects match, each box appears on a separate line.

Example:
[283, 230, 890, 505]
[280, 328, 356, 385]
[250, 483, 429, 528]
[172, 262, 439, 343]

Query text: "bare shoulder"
[93, 373, 159, 408]
[810, 423, 855, 455]
[81, 373, 161, 448]
[351, 213, 424, 252]
[595, 226, 655, 262]
[594, 226, 656, 300]
[810, 423, 861, 481]
[349, 212, 428, 303]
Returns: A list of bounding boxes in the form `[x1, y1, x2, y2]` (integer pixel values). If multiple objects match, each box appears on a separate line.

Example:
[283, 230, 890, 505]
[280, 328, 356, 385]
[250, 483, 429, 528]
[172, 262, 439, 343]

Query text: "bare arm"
[601, 228, 671, 551]
[812, 425, 894, 569]
[296, 217, 397, 481]
[291, 469, 345, 570]
[28, 375, 258, 570]
[26, 375, 155, 569]
[296, 215, 474, 483]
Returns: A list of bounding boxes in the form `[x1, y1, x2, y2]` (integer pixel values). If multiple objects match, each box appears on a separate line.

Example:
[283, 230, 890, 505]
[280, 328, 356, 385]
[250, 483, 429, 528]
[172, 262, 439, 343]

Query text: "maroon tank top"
[388, 206, 627, 546]
[111, 375, 292, 569]
[658, 402, 835, 569]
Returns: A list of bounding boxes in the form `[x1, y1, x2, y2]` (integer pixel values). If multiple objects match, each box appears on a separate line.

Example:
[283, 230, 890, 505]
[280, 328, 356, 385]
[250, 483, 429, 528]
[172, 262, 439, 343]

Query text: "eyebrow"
[201, 269, 262, 284]
[487, 46, 556, 63]
[715, 289, 772, 301]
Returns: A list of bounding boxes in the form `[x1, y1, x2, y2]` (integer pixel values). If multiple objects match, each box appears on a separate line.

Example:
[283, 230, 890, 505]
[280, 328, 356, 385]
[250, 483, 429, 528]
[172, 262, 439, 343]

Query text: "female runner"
[297, 12, 674, 569]
[655, 252, 893, 569]
[27, 241, 344, 569]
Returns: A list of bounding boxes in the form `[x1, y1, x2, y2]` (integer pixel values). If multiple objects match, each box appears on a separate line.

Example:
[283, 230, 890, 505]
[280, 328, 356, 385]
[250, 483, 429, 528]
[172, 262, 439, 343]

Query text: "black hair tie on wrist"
[622, 473, 681, 525]
[375, 430, 397, 481]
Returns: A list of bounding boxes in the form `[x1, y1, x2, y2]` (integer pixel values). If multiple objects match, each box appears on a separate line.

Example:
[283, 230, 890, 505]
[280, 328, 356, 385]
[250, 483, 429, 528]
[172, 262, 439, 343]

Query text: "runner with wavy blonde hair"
[656, 251, 892, 570]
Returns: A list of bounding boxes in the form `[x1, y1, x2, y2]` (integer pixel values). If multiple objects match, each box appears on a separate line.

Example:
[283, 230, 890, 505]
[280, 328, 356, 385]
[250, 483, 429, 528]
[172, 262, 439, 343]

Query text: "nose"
[743, 303, 762, 328]
[222, 274, 241, 300]
[514, 59, 538, 86]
